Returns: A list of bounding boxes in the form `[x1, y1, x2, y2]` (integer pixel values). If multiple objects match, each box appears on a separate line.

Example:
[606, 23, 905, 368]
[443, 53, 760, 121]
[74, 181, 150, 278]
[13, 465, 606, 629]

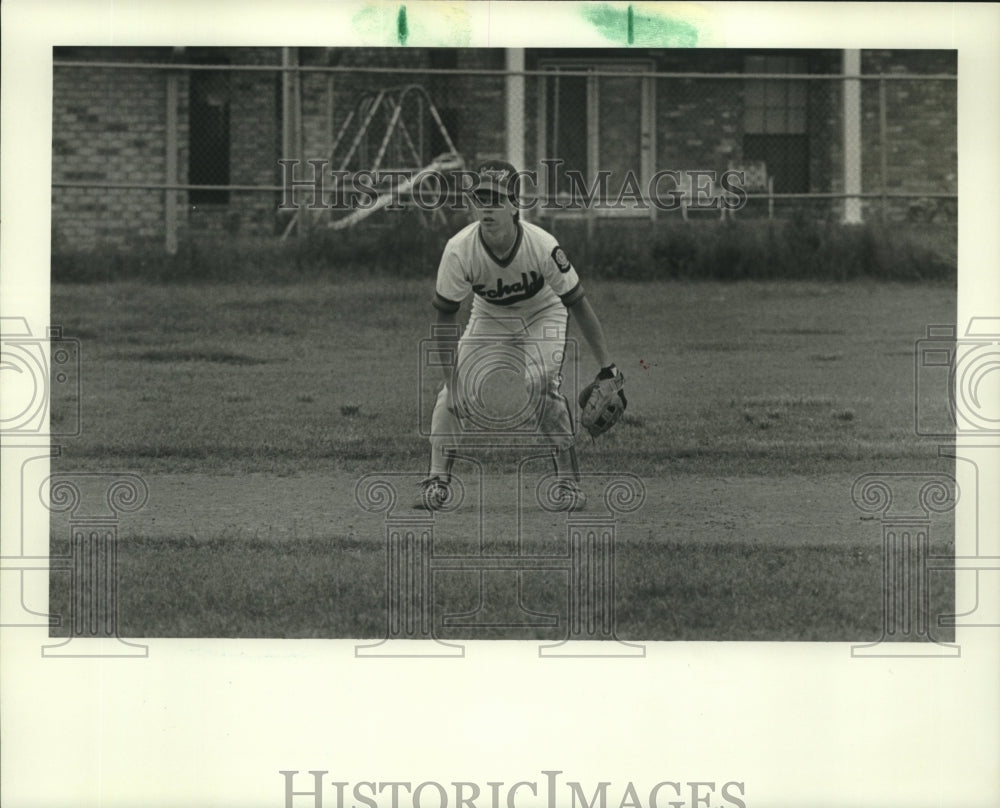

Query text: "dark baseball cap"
[475, 159, 519, 198]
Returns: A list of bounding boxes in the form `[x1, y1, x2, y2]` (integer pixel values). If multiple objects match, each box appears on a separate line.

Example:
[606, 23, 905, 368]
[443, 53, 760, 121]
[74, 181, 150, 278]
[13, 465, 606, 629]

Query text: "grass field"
[49, 277, 957, 641]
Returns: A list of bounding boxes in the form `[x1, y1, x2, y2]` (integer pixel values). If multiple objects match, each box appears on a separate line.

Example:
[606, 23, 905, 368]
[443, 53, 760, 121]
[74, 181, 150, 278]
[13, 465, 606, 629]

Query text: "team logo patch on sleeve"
[551, 246, 572, 274]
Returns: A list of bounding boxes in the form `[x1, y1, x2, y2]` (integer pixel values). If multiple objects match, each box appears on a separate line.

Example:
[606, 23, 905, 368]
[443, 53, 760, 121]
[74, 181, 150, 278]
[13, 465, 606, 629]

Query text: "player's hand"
[578, 364, 627, 439]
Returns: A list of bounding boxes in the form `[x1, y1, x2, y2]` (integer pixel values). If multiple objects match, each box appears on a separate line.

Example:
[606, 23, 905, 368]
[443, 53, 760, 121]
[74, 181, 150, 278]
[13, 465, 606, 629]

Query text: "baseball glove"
[578, 365, 627, 439]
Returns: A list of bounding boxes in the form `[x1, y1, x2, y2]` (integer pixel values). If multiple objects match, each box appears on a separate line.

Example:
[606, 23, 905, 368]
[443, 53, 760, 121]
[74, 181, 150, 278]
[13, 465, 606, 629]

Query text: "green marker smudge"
[351, 2, 471, 47]
[582, 3, 700, 47]
[397, 6, 408, 46]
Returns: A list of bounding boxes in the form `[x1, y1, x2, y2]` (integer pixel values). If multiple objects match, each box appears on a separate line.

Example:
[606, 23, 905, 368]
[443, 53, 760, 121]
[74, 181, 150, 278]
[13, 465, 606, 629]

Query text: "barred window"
[743, 54, 809, 193]
[744, 54, 807, 134]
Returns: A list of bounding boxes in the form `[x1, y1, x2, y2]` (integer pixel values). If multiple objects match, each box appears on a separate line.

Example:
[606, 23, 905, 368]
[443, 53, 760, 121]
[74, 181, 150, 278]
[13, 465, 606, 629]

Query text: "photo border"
[2, 2, 998, 807]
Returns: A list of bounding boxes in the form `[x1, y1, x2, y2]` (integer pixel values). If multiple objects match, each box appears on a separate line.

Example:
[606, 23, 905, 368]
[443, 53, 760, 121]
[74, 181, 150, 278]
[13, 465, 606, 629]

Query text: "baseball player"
[416, 159, 625, 511]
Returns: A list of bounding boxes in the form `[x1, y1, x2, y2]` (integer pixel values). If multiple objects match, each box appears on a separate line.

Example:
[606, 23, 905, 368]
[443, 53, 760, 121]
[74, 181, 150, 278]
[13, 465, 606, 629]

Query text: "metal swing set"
[282, 84, 463, 238]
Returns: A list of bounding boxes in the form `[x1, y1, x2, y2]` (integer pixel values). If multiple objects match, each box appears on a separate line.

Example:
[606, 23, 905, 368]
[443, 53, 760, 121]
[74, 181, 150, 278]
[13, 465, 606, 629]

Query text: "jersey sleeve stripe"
[559, 283, 585, 307]
[432, 293, 462, 313]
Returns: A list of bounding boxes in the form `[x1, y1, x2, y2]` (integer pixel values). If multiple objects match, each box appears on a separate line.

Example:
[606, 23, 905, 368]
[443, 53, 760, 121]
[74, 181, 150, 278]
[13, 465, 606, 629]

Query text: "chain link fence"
[51, 48, 956, 258]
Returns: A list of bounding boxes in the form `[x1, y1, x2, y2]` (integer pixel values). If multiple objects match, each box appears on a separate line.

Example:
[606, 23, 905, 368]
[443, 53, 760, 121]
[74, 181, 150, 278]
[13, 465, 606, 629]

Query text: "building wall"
[52, 46, 285, 248]
[523, 49, 846, 206]
[52, 47, 171, 250]
[51, 47, 958, 251]
[860, 50, 957, 220]
[649, 50, 747, 178]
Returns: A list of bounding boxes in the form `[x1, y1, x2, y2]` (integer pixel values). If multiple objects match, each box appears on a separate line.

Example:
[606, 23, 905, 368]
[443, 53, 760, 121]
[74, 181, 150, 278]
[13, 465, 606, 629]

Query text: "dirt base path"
[101, 471, 916, 549]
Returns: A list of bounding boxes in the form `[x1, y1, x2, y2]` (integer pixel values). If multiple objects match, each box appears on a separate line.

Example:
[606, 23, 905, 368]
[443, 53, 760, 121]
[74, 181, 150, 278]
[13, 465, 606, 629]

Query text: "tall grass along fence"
[53, 213, 954, 284]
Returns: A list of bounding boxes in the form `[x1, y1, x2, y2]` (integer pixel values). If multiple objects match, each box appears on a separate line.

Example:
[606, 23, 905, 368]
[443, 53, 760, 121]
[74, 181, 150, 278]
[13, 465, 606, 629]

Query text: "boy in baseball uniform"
[417, 160, 621, 510]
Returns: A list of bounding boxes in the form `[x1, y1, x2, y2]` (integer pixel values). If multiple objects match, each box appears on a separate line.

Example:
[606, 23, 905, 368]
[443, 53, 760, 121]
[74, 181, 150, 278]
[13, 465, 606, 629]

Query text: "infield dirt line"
[62, 471, 930, 548]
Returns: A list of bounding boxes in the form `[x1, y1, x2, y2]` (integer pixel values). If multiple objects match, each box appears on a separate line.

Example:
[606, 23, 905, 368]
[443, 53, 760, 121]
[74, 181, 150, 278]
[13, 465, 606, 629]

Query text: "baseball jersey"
[433, 221, 585, 318]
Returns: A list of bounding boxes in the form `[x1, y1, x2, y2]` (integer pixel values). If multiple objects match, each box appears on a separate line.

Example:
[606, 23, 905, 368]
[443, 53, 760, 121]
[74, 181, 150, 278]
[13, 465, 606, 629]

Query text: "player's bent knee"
[525, 373, 562, 394]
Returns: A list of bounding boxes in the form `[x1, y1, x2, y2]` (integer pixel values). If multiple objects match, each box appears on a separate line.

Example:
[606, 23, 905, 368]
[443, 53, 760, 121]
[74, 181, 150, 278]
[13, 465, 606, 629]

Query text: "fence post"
[879, 76, 888, 224]
[506, 49, 525, 172]
[165, 66, 178, 255]
[294, 51, 308, 234]
[586, 70, 599, 241]
[281, 48, 293, 164]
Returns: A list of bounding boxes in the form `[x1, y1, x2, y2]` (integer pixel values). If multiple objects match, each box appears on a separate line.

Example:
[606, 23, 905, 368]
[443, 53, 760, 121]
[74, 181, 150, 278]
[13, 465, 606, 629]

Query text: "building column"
[843, 49, 863, 224]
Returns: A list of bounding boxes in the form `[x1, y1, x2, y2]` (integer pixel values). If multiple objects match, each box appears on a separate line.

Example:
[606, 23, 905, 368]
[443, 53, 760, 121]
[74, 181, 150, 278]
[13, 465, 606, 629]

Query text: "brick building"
[51, 47, 956, 250]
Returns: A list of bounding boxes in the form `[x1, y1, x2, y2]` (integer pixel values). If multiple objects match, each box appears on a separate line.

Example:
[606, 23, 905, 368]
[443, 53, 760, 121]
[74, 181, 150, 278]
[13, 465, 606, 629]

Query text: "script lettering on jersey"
[472, 271, 545, 305]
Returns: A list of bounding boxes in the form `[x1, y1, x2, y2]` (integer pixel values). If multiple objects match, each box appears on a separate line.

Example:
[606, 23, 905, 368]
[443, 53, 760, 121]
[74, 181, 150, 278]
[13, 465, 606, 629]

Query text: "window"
[744, 54, 807, 134]
[189, 68, 231, 204]
[743, 54, 809, 193]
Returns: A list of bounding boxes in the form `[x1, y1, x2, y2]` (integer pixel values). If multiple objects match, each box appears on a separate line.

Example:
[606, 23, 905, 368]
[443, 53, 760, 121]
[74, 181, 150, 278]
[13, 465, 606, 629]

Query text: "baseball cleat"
[413, 476, 450, 511]
[551, 479, 587, 512]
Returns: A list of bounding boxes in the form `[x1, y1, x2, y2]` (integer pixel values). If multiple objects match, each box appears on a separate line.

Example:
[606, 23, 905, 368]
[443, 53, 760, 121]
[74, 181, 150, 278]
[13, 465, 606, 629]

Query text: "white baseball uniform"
[429, 219, 585, 459]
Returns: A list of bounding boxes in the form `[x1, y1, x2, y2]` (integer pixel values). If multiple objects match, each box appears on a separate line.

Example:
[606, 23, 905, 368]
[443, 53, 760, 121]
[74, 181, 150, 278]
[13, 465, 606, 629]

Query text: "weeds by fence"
[52, 213, 955, 284]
